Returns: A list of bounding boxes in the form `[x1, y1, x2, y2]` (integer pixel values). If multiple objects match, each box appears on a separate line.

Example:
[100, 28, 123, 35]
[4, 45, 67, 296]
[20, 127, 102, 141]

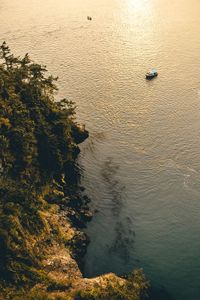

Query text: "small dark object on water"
[87, 16, 92, 21]
[146, 69, 158, 80]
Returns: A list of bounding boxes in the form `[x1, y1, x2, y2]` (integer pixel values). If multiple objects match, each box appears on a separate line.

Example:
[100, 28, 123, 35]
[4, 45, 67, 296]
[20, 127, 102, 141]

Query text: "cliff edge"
[0, 43, 148, 300]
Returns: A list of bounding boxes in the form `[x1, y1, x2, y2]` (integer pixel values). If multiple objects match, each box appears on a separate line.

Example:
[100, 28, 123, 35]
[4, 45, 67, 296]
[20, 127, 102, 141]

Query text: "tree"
[0, 43, 88, 286]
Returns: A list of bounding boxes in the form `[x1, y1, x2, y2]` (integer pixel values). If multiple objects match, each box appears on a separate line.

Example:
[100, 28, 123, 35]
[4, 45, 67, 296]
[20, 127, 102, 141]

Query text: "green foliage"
[0, 43, 88, 287]
[0, 43, 148, 300]
[0, 42, 80, 183]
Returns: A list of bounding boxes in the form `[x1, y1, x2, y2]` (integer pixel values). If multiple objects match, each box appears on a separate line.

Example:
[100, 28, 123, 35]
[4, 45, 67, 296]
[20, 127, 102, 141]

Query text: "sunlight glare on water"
[127, 0, 152, 14]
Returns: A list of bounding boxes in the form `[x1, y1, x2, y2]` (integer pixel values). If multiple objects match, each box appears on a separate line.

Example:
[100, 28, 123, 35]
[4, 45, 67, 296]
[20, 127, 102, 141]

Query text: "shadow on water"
[101, 157, 125, 216]
[84, 148, 173, 295]
[100, 158, 136, 263]
[83, 139, 136, 275]
[108, 219, 135, 263]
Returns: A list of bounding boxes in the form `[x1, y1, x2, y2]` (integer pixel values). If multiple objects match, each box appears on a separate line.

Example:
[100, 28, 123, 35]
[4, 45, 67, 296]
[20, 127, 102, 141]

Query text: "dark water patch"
[101, 157, 125, 216]
[108, 220, 135, 263]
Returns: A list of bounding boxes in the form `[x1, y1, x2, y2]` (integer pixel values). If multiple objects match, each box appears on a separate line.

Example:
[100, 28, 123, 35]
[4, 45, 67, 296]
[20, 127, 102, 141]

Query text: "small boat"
[87, 16, 92, 21]
[146, 69, 158, 80]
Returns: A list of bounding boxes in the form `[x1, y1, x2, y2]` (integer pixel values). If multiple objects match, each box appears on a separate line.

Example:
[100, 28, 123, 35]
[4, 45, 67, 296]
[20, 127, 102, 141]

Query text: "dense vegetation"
[0, 42, 88, 288]
[0, 43, 148, 299]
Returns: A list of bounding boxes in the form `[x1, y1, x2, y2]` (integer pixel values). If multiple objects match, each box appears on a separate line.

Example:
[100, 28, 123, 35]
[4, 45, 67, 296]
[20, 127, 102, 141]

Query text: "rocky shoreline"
[0, 44, 148, 299]
[0, 125, 148, 300]
[25, 128, 148, 300]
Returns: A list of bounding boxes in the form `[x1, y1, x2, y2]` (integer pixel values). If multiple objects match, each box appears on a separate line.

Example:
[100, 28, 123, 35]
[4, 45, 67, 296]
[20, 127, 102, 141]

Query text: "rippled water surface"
[1, 0, 200, 299]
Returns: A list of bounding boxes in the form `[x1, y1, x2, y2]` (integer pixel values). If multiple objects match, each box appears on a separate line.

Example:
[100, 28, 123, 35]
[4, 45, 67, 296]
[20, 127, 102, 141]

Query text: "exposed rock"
[72, 124, 89, 144]
[43, 248, 82, 284]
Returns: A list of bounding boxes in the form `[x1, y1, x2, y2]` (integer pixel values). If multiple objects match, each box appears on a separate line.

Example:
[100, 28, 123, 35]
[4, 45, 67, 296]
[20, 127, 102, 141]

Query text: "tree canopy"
[0, 43, 148, 300]
[0, 42, 84, 185]
[0, 43, 88, 286]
